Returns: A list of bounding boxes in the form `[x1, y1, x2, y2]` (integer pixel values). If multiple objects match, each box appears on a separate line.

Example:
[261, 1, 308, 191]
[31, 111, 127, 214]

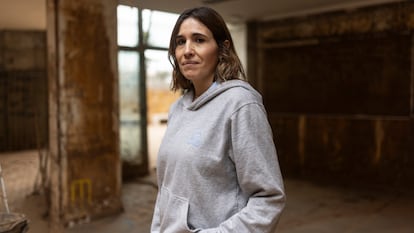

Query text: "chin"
[183, 73, 198, 81]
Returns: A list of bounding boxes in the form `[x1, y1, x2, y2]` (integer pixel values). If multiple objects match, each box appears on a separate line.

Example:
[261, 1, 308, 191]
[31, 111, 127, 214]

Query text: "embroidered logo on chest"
[187, 131, 203, 148]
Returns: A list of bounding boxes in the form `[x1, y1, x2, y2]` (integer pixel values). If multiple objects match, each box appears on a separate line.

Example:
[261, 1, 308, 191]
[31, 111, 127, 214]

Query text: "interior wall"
[0, 0, 46, 30]
[0, 1, 48, 153]
[228, 23, 247, 73]
[0, 30, 48, 152]
[248, 1, 414, 189]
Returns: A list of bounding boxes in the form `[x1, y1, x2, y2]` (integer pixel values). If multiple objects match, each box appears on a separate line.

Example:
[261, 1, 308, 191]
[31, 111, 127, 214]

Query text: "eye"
[176, 38, 185, 46]
[195, 37, 205, 43]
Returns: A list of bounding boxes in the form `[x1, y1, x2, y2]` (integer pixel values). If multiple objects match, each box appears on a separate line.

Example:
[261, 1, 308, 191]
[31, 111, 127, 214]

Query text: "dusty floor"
[1, 124, 414, 232]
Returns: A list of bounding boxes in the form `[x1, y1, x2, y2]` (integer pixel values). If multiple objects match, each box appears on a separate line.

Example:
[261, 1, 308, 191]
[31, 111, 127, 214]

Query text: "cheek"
[204, 48, 219, 66]
[174, 48, 181, 59]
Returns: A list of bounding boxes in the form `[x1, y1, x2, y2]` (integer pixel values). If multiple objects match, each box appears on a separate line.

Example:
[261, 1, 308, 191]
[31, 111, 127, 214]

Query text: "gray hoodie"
[151, 80, 285, 233]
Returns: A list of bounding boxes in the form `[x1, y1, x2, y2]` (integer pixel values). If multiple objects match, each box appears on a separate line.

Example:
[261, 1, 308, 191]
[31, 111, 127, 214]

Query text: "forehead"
[177, 17, 213, 37]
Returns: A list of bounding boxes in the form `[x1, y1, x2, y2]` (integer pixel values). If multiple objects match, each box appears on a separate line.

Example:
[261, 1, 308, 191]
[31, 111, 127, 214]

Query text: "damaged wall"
[0, 30, 48, 152]
[248, 1, 414, 189]
[47, 0, 121, 227]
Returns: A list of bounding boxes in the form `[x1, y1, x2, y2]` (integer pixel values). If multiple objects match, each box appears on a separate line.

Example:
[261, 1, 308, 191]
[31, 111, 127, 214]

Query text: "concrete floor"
[1, 124, 414, 233]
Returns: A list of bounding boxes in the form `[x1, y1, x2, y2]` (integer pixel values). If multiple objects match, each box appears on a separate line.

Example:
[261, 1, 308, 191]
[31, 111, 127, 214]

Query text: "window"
[117, 4, 179, 175]
[117, 5, 138, 47]
[142, 10, 178, 48]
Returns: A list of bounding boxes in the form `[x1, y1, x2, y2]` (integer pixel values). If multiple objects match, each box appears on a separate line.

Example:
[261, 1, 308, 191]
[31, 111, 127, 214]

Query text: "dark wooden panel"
[303, 118, 376, 179]
[5, 70, 47, 151]
[263, 34, 411, 116]
[270, 115, 414, 188]
[0, 30, 47, 152]
[269, 115, 301, 175]
[2, 30, 46, 71]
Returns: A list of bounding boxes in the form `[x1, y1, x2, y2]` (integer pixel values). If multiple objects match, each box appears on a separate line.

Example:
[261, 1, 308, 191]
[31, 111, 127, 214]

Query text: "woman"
[151, 6, 285, 233]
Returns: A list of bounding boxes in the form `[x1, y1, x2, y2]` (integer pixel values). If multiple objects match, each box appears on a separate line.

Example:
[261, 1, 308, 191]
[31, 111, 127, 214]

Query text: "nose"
[184, 41, 194, 57]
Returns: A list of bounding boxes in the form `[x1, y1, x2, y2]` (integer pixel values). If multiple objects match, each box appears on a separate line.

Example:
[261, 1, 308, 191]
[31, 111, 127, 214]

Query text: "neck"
[193, 80, 214, 100]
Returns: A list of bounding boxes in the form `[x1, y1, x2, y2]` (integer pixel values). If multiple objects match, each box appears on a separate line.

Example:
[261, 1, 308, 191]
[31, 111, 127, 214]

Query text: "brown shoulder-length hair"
[168, 7, 246, 92]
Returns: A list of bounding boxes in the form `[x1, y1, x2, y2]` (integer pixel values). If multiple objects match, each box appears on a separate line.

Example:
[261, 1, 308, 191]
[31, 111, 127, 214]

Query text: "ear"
[223, 40, 230, 49]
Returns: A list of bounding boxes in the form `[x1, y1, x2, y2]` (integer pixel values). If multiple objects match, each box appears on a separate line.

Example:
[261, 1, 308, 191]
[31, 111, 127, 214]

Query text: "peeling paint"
[53, 0, 121, 223]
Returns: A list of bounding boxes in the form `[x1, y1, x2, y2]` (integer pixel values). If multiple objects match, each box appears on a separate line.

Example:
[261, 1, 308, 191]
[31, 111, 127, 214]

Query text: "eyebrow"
[176, 32, 208, 39]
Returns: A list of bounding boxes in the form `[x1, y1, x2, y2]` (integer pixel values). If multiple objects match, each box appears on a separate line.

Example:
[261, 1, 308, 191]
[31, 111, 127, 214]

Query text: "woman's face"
[174, 17, 218, 86]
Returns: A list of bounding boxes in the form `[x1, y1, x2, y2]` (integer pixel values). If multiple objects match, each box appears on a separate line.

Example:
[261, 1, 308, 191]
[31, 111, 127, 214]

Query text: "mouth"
[182, 61, 199, 66]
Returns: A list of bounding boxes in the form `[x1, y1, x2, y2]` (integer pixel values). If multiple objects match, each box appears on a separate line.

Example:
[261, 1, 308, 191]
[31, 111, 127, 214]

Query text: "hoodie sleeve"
[200, 102, 286, 233]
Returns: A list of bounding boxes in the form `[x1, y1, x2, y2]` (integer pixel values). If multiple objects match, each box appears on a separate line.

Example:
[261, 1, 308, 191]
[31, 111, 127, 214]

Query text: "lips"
[182, 60, 199, 66]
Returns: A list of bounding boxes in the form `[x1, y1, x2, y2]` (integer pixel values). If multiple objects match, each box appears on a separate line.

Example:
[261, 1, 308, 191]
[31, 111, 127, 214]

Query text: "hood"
[182, 80, 262, 111]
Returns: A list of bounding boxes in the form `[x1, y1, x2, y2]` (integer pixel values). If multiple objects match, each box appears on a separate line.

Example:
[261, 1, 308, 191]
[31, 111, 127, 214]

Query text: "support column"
[47, 0, 121, 230]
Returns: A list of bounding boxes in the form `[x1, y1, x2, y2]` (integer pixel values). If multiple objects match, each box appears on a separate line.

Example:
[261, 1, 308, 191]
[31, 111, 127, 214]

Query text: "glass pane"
[145, 49, 181, 124]
[143, 10, 179, 48]
[146, 50, 180, 169]
[118, 50, 142, 164]
[146, 50, 171, 90]
[117, 5, 139, 47]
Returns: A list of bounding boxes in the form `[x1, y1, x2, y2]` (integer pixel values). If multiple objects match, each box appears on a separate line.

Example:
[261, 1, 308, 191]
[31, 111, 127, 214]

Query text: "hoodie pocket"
[159, 186, 197, 233]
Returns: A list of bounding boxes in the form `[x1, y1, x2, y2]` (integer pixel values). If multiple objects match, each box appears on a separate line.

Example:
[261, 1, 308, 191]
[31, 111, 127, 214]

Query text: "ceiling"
[0, 0, 405, 29]
[121, 0, 404, 23]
